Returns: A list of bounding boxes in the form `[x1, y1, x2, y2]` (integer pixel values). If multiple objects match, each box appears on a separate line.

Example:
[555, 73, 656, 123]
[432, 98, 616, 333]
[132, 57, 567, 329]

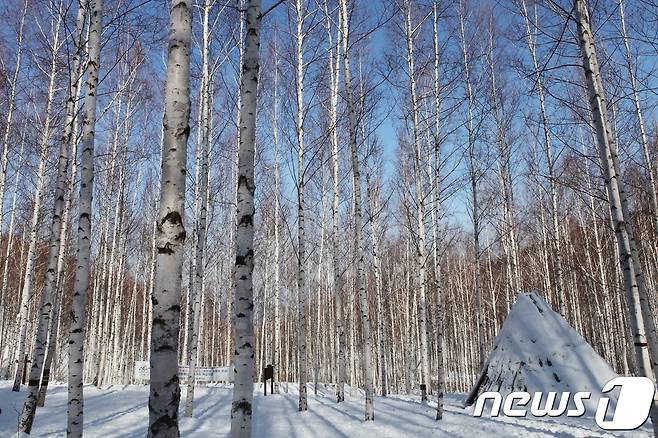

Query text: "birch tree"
[573, 0, 658, 434]
[458, 0, 484, 369]
[617, 0, 658, 235]
[148, 0, 192, 435]
[366, 167, 387, 397]
[431, 0, 445, 419]
[520, 0, 566, 316]
[295, 0, 309, 412]
[19, 0, 93, 435]
[12, 4, 62, 394]
[231, 0, 260, 434]
[272, 39, 282, 394]
[322, 0, 347, 403]
[487, 13, 519, 309]
[0, 0, 27, 252]
[67, 0, 101, 434]
[38, 0, 87, 409]
[401, 0, 431, 401]
[0, 0, 27, 377]
[339, 0, 374, 420]
[185, 0, 211, 418]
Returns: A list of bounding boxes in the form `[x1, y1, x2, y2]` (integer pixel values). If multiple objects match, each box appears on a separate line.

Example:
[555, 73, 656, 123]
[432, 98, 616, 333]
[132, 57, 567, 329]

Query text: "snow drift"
[464, 291, 618, 412]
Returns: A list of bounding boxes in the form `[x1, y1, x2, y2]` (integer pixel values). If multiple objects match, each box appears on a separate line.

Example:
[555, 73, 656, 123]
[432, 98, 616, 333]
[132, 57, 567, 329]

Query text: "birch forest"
[0, 0, 657, 436]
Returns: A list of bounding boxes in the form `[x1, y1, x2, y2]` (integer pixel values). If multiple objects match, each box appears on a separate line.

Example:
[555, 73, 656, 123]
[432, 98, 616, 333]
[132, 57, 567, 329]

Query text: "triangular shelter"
[464, 291, 618, 410]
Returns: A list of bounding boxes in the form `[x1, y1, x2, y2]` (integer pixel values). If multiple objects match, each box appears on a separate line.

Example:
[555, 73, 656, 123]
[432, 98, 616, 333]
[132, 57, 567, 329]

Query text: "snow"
[466, 292, 619, 412]
[0, 380, 651, 437]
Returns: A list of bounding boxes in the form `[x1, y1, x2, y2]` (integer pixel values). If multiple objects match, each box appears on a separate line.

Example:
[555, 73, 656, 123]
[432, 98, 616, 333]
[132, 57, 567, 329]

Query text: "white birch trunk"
[36, 290, 61, 408]
[231, 0, 260, 435]
[148, 0, 192, 435]
[12, 9, 62, 395]
[314, 178, 327, 396]
[617, 0, 658, 235]
[66, 0, 100, 434]
[431, 0, 445, 419]
[295, 0, 309, 413]
[39, 94, 82, 407]
[272, 39, 281, 394]
[340, 0, 374, 420]
[185, 0, 211, 417]
[458, 0, 484, 370]
[0, 136, 25, 353]
[366, 170, 387, 397]
[0, 0, 27, 248]
[323, 0, 346, 403]
[403, 0, 431, 398]
[573, 1, 658, 435]
[487, 17, 518, 304]
[22, 0, 85, 433]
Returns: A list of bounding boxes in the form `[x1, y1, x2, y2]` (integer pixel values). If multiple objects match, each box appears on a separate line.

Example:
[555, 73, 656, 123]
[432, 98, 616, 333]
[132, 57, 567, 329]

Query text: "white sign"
[133, 362, 233, 383]
[213, 366, 233, 382]
[134, 361, 150, 380]
[195, 367, 214, 382]
[178, 365, 189, 382]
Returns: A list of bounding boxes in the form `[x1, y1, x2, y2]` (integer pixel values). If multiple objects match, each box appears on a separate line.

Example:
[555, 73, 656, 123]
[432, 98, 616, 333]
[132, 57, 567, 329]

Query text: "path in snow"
[0, 381, 650, 437]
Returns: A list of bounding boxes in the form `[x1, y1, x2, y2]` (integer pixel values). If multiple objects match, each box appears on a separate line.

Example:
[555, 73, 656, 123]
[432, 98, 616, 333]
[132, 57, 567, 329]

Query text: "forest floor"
[0, 380, 651, 437]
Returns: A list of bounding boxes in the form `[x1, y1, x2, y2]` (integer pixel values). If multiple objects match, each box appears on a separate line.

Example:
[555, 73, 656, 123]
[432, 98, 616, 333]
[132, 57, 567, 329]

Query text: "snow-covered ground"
[0, 380, 651, 437]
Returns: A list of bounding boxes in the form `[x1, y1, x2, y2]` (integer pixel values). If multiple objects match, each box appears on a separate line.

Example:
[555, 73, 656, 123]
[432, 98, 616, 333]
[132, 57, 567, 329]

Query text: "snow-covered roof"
[464, 291, 618, 411]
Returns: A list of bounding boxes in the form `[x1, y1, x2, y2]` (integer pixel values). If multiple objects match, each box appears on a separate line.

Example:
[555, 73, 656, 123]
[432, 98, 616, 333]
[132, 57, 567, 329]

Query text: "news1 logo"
[473, 376, 656, 431]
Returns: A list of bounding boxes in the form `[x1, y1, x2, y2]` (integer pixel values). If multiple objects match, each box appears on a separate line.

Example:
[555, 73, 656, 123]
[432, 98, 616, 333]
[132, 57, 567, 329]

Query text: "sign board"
[213, 366, 233, 382]
[196, 367, 215, 382]
[133, 362, 233, 383]
[178, 365, 189, 382]
[134, 361, 150, 380]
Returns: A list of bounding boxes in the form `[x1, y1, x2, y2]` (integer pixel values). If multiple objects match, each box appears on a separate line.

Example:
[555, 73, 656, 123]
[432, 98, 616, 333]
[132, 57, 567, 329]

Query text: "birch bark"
[403, 0, 431, 400]
[0, 135, 25, 362]
[339, 0, 374, 420]
[0, 0, 27, 247]
[67, 0, 101, 434]
[231, 0, 260, 435]
[19, 2, 78, 429]
[12, 8, 62, 395]
[323, 0, 347, 403]
[295, 0, 309, 412]
[573, 1, 658, 435]
[458, 0, 484, 369]
[185, 0, 211, 417]
[366, 171, 386, 397]
[272, 39, 281, 394]
[520, 0, 566, 315]
[148, 0, 192, 435]
[617, 0, 658, 235]
[431, 0, 445, 420]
